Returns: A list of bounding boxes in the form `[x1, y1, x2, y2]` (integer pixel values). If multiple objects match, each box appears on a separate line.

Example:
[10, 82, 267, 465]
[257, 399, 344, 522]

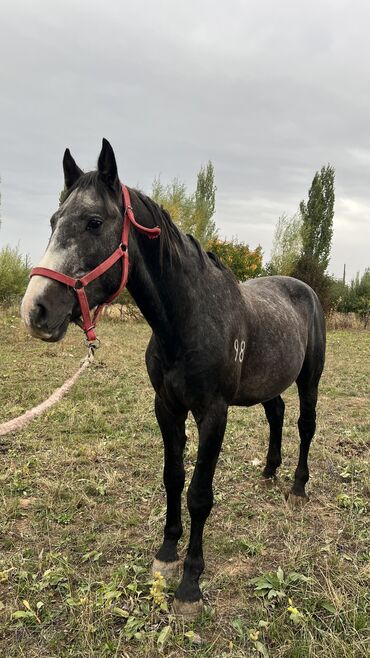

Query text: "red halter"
[30, 184, 161, 344]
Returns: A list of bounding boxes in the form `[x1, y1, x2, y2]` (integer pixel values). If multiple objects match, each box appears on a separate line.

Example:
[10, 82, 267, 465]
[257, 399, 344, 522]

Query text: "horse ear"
[98, 138, 119, 189]
[63, 149, 83, 189]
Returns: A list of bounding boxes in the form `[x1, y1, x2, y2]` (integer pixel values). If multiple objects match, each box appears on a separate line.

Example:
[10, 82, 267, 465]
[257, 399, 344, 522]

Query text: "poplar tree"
[192, 161, 218, 245]
[299, 164, 335, 271]
[152, 161, 218, 247]
[269, 212, 302, 275]
[152, 177, 194, 233]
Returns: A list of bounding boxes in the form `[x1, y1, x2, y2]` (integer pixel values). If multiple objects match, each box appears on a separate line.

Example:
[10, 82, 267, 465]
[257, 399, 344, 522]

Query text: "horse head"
[21, 139, 126, 342]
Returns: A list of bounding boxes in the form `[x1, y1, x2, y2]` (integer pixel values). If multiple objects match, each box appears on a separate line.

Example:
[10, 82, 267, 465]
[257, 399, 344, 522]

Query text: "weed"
[250, 567, 309, 602]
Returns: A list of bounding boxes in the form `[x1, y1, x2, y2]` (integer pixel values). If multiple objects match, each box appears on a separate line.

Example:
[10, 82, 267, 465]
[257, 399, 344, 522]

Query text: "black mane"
[133, 189, 185, 267]
[132, 190, 236, 280]
[61, 172, 234, 278]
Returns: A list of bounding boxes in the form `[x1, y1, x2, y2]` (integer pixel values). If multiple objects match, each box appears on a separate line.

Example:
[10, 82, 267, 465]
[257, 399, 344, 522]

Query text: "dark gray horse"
[21, 140, 326, 617]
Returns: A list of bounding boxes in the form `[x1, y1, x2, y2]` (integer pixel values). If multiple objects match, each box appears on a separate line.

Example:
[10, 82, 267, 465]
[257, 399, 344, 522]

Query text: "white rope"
[0, 352, 94, 437]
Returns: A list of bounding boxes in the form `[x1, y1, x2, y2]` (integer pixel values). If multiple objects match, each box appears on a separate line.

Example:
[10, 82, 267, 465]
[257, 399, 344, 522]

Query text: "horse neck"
[126, 231, 196, 352]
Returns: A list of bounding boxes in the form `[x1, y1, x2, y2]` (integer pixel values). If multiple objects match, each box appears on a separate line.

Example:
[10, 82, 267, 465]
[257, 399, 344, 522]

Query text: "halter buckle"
[74, 279, 84, 290]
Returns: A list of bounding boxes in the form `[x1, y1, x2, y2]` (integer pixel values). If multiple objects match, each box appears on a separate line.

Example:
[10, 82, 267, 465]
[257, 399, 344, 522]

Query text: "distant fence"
[101, 304, 143, 321]
[326, 312, 369, 330]
[1, 304, 368, 329]
[102, 305, 369, 330]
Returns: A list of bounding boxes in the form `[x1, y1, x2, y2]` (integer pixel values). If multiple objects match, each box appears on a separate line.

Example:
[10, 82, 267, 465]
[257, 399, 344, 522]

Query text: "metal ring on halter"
[85, 337, 101, 350]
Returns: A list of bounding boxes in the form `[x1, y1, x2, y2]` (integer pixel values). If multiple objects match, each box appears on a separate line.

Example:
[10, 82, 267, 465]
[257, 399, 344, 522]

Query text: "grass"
[0, 311, 369, 657]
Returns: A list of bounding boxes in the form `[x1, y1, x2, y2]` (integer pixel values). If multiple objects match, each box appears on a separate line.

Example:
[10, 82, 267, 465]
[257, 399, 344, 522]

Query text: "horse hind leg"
[289, 375, 319, 505]
[262, 396, 285, 480]
[289, 302, 325, 506]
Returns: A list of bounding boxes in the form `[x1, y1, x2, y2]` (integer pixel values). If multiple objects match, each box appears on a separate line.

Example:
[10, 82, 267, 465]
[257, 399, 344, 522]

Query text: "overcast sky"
[1, 0, 369, 281]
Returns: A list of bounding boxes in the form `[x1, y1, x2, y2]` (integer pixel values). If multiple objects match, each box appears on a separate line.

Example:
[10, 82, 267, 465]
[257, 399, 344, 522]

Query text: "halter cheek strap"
[30, 184, 161, 344]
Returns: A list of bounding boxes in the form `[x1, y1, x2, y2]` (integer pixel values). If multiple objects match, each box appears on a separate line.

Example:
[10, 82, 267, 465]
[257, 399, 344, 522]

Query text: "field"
[0, 313, 369, 658]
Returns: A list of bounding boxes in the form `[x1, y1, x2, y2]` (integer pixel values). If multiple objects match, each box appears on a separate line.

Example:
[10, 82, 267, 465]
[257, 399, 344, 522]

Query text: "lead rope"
[0, 342, 96, 437]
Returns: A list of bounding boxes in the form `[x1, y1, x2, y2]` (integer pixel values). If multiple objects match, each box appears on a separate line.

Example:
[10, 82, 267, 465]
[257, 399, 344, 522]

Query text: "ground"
[0, 313, 369, 658]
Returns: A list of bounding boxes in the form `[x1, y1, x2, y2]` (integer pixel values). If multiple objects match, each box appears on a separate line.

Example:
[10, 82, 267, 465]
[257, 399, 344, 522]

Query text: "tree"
[152, 161, 218, 247]
[269, 212, 302, 275]
[299, 164, 335, 271]
[152, 177, 194, 233]
[268, 165, 336, 314]
[192, 161, 218, 245]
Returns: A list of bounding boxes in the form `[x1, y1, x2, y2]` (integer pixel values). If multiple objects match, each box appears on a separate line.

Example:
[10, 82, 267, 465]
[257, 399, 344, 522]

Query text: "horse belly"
[232, 333, 306, 405]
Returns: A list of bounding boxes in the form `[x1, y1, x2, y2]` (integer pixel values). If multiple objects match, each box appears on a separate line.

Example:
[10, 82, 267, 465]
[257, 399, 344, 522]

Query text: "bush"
[206, 238, 263, 281]
[0, 245, 30, 306]
[334, 269, 370, 325]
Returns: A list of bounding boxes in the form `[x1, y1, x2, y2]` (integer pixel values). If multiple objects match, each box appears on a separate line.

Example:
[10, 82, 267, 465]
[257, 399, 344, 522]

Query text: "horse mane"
[132, 190, 186, 268]
[61, 173, 236, 280]
[133, 190, 237, 284]
[61, 174, 185, 267]
[206, 249, 234, 274]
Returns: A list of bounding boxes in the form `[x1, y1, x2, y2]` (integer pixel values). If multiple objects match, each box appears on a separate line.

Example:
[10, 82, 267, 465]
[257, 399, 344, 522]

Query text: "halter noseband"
[30, 184, 161, 344]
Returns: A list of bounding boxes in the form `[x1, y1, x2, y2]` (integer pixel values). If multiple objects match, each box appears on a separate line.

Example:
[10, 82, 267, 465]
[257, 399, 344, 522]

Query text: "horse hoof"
[286, 492, 309, 508]
[152, 558, 181, 579]
[172, 597, 204, 618]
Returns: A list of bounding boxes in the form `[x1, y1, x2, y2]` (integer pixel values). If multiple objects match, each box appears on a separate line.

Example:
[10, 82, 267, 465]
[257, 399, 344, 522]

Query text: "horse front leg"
[173, 398, 228, 617]
[152, 394, 187, 578]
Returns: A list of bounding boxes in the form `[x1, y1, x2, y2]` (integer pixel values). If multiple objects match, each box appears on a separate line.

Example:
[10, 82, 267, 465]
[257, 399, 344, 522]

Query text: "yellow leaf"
[22, 600, 31, 611]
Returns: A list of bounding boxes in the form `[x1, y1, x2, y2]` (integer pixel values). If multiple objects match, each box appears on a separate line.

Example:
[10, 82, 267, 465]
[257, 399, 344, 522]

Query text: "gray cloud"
[1, 0, 369, 281]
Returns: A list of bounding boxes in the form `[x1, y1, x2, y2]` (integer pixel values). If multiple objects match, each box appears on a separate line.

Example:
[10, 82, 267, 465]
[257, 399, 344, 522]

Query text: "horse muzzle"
[21, 280, 73, 342]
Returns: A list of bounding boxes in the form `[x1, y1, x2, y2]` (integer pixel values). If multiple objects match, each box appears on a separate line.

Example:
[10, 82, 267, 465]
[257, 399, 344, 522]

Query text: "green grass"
[0, 312, 369, 657]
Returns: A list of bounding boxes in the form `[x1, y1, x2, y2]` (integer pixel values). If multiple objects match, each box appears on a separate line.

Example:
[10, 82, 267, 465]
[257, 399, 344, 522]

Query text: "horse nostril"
[31, 303, 48, 329]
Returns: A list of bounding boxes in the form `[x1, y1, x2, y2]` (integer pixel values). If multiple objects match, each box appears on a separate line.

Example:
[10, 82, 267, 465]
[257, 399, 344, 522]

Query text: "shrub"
[334, 269, 370, 326]
[206, 238, 263, 281]
[0, 245, 30, 306]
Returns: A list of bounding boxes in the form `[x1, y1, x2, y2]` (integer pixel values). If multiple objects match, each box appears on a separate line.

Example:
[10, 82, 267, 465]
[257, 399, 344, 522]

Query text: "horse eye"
[87, 218, 102, 231]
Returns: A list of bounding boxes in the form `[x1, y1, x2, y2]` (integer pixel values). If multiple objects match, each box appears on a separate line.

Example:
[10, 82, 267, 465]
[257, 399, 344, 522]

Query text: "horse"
[21, 139, 326, 617]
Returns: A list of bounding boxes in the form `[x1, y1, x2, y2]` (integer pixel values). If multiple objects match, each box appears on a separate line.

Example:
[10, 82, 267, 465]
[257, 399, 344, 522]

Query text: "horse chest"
[148, 344, 241, 413]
